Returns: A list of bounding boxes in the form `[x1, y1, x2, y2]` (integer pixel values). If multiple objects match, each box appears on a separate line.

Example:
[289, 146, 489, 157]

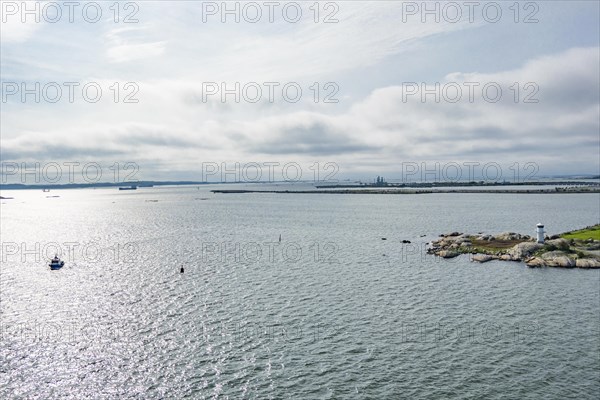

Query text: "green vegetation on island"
[560, 225, 600, 241]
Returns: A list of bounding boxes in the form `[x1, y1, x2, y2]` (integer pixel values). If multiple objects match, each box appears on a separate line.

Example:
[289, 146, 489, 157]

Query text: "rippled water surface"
[1, 187, 599, 399]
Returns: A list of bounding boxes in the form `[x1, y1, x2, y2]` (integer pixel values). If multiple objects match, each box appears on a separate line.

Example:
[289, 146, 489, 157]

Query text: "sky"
[1, 0, 599, 182]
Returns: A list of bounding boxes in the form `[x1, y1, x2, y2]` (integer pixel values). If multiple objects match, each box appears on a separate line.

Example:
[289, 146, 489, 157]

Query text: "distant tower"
[536, 223, 545, 244]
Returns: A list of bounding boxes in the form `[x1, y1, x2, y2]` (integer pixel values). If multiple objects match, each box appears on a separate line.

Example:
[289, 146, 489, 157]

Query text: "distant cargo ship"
[119, 185, 138, 191]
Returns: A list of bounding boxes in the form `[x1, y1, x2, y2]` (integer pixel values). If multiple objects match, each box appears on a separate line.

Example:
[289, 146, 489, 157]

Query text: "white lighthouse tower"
[536, 223, 545, 244]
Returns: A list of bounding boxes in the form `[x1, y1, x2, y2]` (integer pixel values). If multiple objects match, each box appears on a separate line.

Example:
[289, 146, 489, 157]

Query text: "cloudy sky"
[1, 1, 599, 181]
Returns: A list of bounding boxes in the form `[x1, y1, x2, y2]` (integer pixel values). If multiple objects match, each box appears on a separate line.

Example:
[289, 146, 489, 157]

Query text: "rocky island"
[427, 225, 600, 268]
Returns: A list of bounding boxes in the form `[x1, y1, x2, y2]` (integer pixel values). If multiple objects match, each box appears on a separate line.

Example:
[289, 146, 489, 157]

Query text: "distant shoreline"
[212, 187, 600, 195]
[0, 181, 208, 190]
[315, 180, 599, 189]
[1, 179, 598, 192]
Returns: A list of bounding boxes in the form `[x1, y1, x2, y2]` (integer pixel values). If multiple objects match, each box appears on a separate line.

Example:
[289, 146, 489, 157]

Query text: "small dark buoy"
[180, 266, 184, 273]
[382, 238, 387, 240]
[279, 234, 282, 243]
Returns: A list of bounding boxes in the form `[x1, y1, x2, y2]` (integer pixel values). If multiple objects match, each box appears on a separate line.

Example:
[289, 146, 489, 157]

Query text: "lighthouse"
[536, 223, 545, 244]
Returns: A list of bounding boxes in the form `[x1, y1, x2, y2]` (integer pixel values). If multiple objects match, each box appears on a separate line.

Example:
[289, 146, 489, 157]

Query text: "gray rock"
[585, 243, 600, 251]
[546, 256, 576, 268]
[575, 258, 600, 268]
[438, 250, 459, 259]
[526, 257, 546, 267]
[545, 238, 570, 251]
[540, 251, 568, 260]
[496, 232, 521, 241]
[509, 242, 544, 260]
[538, 251, 576, 267]
[472, 254, 493, 263]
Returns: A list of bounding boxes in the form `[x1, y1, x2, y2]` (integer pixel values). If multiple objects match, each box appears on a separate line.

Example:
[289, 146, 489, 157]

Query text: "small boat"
[119, 185, 137, 191]
[42, 188, 50, 192]
[49, 255, 65, 270]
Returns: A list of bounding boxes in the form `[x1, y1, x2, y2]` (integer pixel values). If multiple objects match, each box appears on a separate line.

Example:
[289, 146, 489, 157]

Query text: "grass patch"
[561, 225, 600, 241]
[470, 238, 525, 251]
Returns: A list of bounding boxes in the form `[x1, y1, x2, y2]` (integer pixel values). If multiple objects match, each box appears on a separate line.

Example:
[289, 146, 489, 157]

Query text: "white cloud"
[104, 26, 167, 62]
[106, 40, 167, 63]
[0, 13, 41, 43]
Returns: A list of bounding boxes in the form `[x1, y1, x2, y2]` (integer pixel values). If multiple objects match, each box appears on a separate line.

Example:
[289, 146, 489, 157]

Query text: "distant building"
[374, 176, 388, 187]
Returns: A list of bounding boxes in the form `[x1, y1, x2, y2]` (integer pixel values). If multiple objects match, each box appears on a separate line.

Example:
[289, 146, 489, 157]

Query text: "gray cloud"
[243, 122, 380, 156]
